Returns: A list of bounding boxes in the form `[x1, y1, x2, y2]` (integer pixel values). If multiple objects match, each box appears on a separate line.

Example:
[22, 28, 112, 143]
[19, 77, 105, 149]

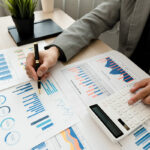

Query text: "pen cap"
[34, 43, 39, 60]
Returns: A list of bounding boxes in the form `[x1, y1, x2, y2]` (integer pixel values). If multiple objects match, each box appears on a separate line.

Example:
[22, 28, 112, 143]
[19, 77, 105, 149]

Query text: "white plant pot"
[41, 0, 54, 13]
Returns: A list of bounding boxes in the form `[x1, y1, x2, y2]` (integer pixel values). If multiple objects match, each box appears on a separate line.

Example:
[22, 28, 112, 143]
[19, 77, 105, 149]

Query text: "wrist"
[48, 46, 60, 60]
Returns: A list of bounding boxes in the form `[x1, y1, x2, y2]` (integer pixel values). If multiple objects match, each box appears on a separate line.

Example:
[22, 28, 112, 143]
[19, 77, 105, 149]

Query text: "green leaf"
[0, 0, 38, 19]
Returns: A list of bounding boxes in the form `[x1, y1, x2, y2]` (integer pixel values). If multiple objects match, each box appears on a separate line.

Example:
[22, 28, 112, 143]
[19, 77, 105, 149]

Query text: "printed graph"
[0, 54, 12, 80]
[60, 127, 84, 150]
[97, 57, 134, 83]
[32, 142, 47, 150]
[133, 126, 150, 150]
[41, 79, 58, 95]
[67, 64, 111, 99]
[12, 83, 54, 131]
[14, 49, 26, 69]
[12, 83, 33, 95]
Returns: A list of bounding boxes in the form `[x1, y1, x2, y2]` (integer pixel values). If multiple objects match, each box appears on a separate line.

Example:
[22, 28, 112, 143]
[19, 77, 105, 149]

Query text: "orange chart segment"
[61, 127, 84, 150]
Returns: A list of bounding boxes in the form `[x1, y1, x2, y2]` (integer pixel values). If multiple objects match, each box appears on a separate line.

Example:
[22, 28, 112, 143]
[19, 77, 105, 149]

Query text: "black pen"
[34, 43, 41, 94]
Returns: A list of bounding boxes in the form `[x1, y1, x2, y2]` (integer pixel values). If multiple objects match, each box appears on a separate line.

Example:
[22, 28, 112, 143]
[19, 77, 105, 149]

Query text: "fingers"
[37, 61, 50, 77]
[41, 72, 50, 81]
[26, 53, 38, 81]
[142, 95, 150, 104]
[128, 85, 150, 105]
[130, 78, 149, 93]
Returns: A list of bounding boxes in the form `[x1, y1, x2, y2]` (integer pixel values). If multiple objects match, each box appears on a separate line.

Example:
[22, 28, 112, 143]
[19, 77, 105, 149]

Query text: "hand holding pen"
[26, 46, 60, 86]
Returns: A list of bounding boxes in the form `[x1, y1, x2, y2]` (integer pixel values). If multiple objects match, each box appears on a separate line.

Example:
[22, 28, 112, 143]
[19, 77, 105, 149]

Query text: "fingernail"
[38, 71, 43, 77]
[128, 100, 134, 105]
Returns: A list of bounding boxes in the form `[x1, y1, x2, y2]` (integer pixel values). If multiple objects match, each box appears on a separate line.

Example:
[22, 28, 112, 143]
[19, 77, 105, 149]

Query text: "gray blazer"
[50, 0, 150, 61]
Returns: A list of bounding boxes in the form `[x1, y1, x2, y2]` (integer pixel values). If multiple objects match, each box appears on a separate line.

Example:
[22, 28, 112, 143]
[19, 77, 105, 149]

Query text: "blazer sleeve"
[46, 0, 121, 61]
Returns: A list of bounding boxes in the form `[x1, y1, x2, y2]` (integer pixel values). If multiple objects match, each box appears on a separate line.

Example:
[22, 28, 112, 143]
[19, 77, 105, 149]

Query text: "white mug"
[41, 0, 54, 13]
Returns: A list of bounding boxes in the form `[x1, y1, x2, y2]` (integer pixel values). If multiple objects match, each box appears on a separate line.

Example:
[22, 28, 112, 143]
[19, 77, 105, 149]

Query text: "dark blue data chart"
[105, 57, 134, 83]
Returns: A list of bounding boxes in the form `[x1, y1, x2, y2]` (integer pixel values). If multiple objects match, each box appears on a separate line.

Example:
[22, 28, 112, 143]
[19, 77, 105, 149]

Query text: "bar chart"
[97, 57, 134, 83]
[12, 83, 33, 95]
[41, 79, 58, 95]
[14, 49, 26, 69]
[121, 126, 150, 150]
[133, 126, 150, 150]
[66, 64, 111, 99]
[12, 82, 54, 131]
[0, 54, 12, 81]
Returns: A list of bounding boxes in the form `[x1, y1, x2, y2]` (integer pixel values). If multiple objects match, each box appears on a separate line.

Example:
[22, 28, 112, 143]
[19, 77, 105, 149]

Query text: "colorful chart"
[12, 83, 54, 131]
[133, 126, 150, 150]
[68, 65, 107, 98]
[97, 57, 134, 83]
[14, 47, 34, 69]
[0, 54, 12, 80]
[61, 127, 84, 150]
[41, 79, 58, 95]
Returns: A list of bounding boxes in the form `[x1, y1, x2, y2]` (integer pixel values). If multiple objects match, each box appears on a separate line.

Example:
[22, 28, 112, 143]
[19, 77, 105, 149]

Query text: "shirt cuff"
[44, 44, 67, 62]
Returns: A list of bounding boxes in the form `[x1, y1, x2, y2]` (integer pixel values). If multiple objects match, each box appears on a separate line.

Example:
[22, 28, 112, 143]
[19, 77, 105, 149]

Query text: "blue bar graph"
[0, 54, 12, 81]
[31, 115, 54, 131]
[135, 133, 150, 146]
[12, 83, 33, 95]
[143, 142, 150, 150]
[41, 79, 58, 95]
[21, 91, 54, 131]
[104, 57, 134, 83]
[134, 127, 147, 138]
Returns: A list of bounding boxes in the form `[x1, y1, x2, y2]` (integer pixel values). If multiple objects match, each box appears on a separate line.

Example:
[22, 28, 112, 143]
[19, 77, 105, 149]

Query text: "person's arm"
[26, 0, 120, 80]
[46, 0, 121, 61]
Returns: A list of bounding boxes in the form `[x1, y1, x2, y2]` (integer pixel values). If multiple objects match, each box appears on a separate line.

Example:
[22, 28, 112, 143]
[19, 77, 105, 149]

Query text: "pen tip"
[38, 89, 41, 94]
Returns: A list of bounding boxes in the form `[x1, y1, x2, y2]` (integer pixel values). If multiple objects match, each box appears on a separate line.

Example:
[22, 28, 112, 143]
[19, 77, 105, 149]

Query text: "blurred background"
[0, 0, 119, 50]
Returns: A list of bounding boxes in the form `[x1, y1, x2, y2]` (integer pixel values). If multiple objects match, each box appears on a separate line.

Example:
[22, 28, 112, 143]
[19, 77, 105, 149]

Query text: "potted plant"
[1, 0, 38, 39]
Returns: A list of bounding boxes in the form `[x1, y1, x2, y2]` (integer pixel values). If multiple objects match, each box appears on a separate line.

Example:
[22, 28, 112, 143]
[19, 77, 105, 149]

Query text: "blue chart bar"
[23, 93, 54, 131]
[135, 133, 150, 146]
[143, 142, 150, 150]
[41, 79, 58, 95]
[32, 142, 47, 150]
[0, 54, 12, 81]
[134, 127, 147, 138]
[12, 83, 33, 95]
[31, 115, 54, 130]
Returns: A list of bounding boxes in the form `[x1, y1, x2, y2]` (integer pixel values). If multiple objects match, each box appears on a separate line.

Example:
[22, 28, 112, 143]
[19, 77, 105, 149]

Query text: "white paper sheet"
[31, 122, 92, 150]
[58, 50, 149, 106]
[0, 41, 46, 91]
[0, 75, 79, 150]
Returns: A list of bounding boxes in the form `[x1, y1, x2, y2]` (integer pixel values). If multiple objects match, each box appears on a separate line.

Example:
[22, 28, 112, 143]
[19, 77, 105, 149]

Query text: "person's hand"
[128, 78, 150, 105]
[26, 46, 60, 81]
